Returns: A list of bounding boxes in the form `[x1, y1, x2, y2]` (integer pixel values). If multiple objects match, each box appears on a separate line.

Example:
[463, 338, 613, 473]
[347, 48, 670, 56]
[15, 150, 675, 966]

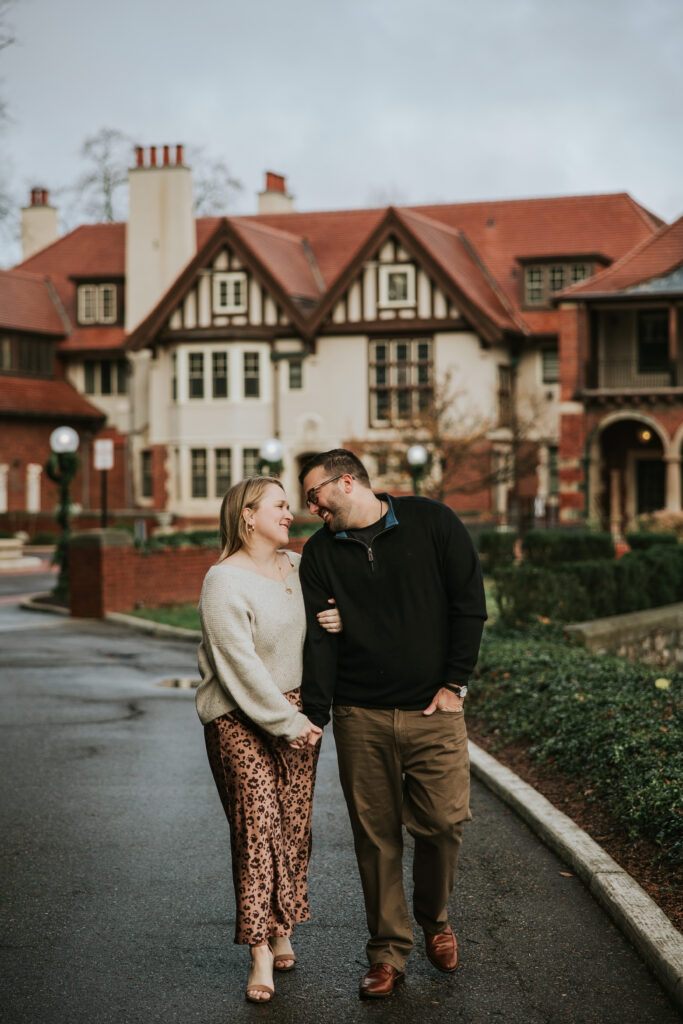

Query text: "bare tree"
[357, 370, 542, 510]
[188, 148, 243, 215]
[69, 127, 132, 223]
[59, 131, 243, 225]
[0, 0, 16, 232]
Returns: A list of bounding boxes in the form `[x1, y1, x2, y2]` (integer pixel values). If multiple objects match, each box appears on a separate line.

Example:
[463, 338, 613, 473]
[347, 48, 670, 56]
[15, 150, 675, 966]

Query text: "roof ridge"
[560, 218, 674, 296]
[231, 217, 308, 244]
[396, 208, 525, 332]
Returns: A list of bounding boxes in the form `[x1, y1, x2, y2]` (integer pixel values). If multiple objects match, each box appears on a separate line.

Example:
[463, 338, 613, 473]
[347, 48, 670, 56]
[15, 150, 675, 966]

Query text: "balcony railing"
[588, 360, 675, 389]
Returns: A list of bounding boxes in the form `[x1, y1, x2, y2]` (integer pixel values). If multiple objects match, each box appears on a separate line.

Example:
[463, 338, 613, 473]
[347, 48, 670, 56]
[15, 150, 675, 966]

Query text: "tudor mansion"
[1, 147, 682, 537]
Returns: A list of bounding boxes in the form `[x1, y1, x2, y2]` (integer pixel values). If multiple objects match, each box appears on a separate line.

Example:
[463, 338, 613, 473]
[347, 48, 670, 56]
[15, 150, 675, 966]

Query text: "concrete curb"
[105, 611, 201, 642]
[469, 741, 683, 1012]
[20, 596, 70, 616]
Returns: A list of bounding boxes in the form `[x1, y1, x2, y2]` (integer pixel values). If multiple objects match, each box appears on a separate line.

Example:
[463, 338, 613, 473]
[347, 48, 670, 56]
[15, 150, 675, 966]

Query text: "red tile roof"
[0, 269, 66, 335]
[12, 192, 663, 349]
[230, 219, 323, 300]
[0, 375, 106, 420]
[395, 208, 523, 332]
[558, 214, 683, 298]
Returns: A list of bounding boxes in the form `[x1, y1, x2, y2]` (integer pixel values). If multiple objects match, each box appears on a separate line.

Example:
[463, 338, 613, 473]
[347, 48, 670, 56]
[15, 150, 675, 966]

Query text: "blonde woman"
[196, 477, 341, 1003]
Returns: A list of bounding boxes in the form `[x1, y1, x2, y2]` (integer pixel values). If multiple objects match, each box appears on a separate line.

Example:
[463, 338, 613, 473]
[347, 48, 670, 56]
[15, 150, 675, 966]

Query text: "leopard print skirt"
[204, 688, 320, 945]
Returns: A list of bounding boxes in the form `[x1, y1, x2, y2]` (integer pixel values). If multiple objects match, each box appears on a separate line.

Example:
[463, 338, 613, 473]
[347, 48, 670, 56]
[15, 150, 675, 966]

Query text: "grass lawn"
[128, 604, 200, 631]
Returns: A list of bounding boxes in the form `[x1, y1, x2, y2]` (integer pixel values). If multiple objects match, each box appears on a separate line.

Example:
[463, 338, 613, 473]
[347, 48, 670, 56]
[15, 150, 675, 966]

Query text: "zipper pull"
[368, 547, 374, 563]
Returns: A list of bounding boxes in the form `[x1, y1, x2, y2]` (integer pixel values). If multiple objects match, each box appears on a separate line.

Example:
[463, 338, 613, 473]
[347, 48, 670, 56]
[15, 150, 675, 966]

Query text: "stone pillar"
[665, 456, 682, 513]
[26, 464, 42, 513]
[609, 468, 622, 539]
[0, 465, 8, 514]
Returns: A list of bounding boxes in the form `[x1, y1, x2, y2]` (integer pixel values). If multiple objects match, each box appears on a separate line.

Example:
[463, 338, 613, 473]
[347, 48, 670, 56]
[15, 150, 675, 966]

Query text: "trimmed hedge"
[470, 623, 682, 867]
[495, 544, 683, 624]
[477, 529, 516, 573]
[626, 531, 678, 550]
[523, 529, 614, 565]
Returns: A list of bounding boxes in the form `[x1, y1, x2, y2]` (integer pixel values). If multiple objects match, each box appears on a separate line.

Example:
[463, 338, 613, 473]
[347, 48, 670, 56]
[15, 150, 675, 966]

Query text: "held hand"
[316, 598, 343, 634]
[423, 686, 464, 716]
[290, 721, 323, 749]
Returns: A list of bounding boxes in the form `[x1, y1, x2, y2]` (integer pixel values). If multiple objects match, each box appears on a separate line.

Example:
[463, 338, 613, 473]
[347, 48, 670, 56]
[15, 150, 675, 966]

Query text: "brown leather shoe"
[359, 963, 405, 998]
[424, 925, 458, 972]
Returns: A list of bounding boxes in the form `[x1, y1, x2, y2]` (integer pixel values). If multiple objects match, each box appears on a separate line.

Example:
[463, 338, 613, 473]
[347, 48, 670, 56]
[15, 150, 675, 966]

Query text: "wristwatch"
[447, 684, 468, 699]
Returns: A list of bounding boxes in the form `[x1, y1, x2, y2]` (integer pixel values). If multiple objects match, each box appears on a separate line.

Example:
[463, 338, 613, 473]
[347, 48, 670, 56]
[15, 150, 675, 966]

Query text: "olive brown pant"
[333, 705, 471, 972]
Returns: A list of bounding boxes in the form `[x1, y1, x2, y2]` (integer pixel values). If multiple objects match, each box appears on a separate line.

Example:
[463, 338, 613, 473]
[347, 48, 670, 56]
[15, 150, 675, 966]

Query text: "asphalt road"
[0, 597, 679, 1024]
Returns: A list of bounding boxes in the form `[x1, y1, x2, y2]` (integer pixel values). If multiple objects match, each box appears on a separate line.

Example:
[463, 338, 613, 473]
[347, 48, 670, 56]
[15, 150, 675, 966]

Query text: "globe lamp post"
[406, 444, 429, 495]
[46, 426, 80, 602]
[259, 438, 284, 477]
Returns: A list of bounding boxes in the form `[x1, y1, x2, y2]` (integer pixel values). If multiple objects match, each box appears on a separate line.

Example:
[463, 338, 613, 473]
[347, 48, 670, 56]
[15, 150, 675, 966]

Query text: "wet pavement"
[0, 591, 679, 1023]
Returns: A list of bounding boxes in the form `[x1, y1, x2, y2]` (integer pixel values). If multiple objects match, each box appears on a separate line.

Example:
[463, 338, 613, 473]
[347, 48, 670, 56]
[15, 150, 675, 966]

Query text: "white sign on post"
[94, 438, 114, 471]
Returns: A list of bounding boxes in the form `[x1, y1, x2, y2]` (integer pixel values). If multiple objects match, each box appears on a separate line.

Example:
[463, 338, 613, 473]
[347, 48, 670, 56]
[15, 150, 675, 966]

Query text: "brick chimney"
[21, 188, 58, 261]
[125, 144, 195, 331]
[258, 171, 294, 214]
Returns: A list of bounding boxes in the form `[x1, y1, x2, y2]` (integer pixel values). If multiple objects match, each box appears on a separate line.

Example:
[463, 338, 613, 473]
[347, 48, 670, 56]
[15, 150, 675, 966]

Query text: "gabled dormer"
[165, 244, 291, 334]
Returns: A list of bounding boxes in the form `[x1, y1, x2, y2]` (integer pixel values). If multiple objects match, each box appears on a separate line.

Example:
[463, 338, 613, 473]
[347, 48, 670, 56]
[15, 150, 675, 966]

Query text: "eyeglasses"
[305, 473, 351, 507]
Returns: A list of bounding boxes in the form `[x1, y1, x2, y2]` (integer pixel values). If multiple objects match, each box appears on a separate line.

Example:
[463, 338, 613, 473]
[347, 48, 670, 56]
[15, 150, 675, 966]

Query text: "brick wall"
[0, 418, 130, 518]
[69, 531, 307, 617]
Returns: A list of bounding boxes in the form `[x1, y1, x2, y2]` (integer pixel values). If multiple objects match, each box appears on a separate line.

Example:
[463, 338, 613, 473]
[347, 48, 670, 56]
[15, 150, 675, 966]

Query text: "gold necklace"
[245, 549, 293, 594]
[279, 552, 293, 594]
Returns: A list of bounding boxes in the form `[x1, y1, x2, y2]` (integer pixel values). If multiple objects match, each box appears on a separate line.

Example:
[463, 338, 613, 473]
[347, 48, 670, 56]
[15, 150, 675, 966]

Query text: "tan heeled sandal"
[245, 943, 275, 1003]
[270, 936, 296, 972]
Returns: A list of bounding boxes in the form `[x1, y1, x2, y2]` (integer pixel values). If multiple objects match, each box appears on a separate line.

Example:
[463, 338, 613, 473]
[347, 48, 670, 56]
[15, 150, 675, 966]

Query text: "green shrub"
[494, 565, 591, 625]
[495, 545, 683, 624]
[477, 529, 516, 573]
[28, 531, 59, 545]
[470, 623, 682, 867]
[523, 529, 614, 566]
[626, 531, 678, 550]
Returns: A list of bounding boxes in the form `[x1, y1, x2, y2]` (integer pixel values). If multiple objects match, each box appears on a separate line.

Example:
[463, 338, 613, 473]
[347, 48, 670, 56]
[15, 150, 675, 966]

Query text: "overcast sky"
[2, 0, 682, 267]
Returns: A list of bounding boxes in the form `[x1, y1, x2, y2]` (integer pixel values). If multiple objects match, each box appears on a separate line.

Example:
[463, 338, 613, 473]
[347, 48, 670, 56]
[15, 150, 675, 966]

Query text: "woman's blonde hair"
[218, 476, 284, 561]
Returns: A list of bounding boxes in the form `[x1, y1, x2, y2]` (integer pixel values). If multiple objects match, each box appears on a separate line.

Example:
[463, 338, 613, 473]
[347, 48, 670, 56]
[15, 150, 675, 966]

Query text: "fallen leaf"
[559, 871, 573, 877]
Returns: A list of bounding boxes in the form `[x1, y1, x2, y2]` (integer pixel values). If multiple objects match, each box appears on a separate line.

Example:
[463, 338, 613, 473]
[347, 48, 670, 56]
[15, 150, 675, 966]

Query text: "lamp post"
[46, 426, 80, 602]
[259, 438, 284, 477]
[406, 444, 429, 495]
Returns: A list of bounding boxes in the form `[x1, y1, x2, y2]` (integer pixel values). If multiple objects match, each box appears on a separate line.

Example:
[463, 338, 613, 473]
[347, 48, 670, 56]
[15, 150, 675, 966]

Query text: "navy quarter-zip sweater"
[300, 494, 487, 728]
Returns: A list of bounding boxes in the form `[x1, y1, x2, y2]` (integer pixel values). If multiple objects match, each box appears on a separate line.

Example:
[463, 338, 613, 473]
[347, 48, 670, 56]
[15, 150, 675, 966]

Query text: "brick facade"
[68, 531, 307, 617]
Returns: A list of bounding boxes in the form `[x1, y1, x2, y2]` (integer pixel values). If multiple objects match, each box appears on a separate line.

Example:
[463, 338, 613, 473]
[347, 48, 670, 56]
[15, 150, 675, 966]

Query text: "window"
[191, 448, 208, 498]
[77, 283, 118, 324]
[288, 359, 303, 390]
[100, 360, 112, 395]
[524, 267, 544, 304]
[497, 365, 513, 427]
[140, 450, 153, 498]
[548, 445, 559, 495]
[242, 448, 260, 477]
[171, 352, 177, 402]
[243, 352, 260, 398]
[541, 347, 559, 383]
[549, 266, 565, 293]
[213, 272, 247, 314]
[637, 310, 669, 374]
[83, 358, 127, 395]
[0, 335, 53, 376]
[523, 262, 594, 306]
[215, 448, 232, 496]
[212, 351, 228, 398]
[188, 353, 204, 399]
[378, 264, 416, 308]
[369, 339, 433, 424]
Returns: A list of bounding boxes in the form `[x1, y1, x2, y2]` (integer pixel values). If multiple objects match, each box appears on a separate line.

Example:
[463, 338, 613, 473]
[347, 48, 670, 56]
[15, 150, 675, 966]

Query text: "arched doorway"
[592, 415, 668, 537]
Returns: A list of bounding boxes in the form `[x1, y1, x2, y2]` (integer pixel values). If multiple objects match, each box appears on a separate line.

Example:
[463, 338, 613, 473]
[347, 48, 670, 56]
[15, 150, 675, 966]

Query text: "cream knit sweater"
[195, 551, 309, 742]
